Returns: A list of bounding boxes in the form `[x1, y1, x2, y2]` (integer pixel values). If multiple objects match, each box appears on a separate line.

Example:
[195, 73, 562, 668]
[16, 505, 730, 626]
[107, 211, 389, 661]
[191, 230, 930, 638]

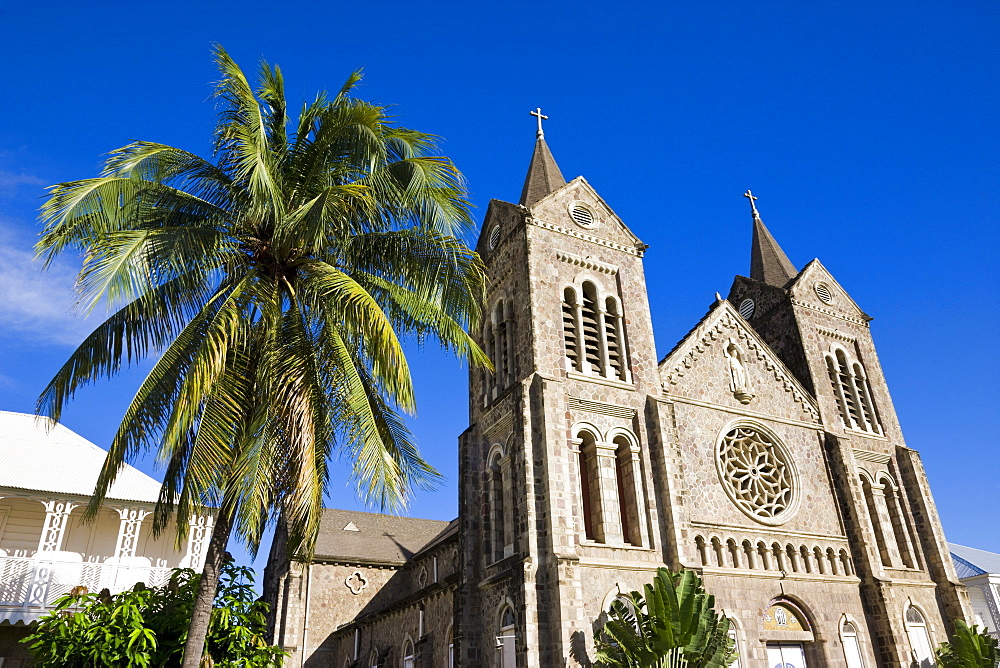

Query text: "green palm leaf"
[35, 44, 485, 667]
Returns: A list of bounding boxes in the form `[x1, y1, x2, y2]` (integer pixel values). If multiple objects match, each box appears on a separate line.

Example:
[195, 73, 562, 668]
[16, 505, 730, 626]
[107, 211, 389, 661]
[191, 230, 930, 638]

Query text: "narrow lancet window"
[605, 298, 626, 381]
[614, 436, 641, 546]
[581, 282, 603, 374]
[562, 287, 581, 371]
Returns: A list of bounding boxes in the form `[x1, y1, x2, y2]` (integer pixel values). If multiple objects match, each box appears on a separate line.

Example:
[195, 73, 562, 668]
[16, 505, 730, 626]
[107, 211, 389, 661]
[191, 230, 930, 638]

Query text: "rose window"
[716, 425, 797, 524]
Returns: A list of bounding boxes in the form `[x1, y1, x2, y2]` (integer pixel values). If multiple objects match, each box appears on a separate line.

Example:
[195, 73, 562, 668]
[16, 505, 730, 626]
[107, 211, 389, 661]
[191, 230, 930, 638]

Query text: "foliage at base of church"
[935, 620, 1000, 668]
[21, 559, 285, 667]
[594, 568, 737, 667]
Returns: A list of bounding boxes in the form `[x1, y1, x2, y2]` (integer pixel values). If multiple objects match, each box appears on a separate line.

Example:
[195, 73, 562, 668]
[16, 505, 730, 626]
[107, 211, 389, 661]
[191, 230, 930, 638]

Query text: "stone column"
[593, 441, 623, 545]
[113, 508, 151, 559]
[869, 484, 902, 568]
[500, 453, 514, 558]
[37, 500, 77, 553]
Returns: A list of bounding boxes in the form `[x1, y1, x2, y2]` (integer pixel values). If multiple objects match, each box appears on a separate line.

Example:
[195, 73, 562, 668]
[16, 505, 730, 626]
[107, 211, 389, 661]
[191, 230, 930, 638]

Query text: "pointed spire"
[519, 108, 566, 207]
[744, 190, 797, 287]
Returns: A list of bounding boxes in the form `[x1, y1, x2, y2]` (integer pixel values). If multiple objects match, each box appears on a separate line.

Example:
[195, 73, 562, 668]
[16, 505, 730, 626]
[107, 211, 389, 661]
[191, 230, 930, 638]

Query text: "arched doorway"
[762, 600, 813, 667]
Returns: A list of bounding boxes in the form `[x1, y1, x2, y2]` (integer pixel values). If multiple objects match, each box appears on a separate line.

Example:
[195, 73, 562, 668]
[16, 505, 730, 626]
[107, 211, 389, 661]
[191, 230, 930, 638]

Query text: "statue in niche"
[725, 341, 754, 404]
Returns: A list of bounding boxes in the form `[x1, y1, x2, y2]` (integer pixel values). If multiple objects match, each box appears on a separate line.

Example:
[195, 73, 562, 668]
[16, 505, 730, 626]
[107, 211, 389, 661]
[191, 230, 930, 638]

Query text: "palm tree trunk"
[181, 508, 234, 668]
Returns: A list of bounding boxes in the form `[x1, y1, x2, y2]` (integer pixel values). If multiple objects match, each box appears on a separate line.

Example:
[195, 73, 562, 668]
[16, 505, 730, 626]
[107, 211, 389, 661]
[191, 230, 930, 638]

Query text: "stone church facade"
[264, 126, 972, 667]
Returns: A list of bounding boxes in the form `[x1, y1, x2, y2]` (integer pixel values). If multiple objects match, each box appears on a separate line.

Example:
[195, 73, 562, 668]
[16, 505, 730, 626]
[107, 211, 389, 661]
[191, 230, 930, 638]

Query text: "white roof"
[0, 410, 162, 503]
[950, 543, 1000, 578]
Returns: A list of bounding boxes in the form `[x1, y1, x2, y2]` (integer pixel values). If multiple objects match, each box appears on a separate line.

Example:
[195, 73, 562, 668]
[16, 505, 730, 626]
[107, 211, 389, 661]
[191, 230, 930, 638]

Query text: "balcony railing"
[0, 550, 172, 615]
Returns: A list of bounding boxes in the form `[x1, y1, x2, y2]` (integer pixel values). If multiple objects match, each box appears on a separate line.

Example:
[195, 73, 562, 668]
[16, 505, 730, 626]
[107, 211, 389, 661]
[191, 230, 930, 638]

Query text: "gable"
[528, 177, 645, 252]
[787, 259, 871, 325]
[658, 300, 820, 423]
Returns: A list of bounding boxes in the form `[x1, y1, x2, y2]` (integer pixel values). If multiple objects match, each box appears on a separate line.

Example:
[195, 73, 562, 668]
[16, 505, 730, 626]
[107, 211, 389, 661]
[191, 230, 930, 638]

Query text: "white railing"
[0, 551, 172, 611]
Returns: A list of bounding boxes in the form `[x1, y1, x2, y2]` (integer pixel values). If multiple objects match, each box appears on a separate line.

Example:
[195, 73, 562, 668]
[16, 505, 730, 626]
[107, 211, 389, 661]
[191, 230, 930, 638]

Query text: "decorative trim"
[660, 395, 823, 430]
[567, 397, 636, 419]
[566, 370, 636, 390]
[852, 448, 891, 464]
[688, 521, 850, 544]
[700, 566, 860, 584]
[660, 309, 820, 421]
[790, 298, 870, 326]
[527, 217, 644, 256]
[555, 250, 619, 274]
[816, 326, 856, 343]
[346, 570, 369, 595]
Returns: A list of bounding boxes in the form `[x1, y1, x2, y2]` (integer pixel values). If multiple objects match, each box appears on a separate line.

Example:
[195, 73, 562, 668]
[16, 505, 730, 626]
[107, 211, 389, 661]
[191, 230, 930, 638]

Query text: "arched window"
[605, 297, 626, 381]
[613, 435, 641, 546]
[490, 451, 507, 561]
[841, 619, 865, 668]
[726, 618, 743, 668]
[562, 287, 581, 372]
[402, 638, 415, 668]
[825, 348, 882, 434]
[494, 302, 507, 389]
[861, 476, 892, 567]
[905, 605, 934, 667]
[882, 476, 917, 569]
[369, 650, 379, 668]
[497, 606, 516, 668]
[482, 321, 496, 403]
[446, 624, 454, 668]
[577, 431, 601, 542]
[580, 282, 603, 374]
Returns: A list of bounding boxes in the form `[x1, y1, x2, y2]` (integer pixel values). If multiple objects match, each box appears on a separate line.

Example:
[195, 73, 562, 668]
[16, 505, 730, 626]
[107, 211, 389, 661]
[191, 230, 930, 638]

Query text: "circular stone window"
[738, 298, 755, 319]
[815, 282, 833, 304]
[716, 423, 798, 525]
[569, 202, 597, 229]
[488, 224, 501, 250]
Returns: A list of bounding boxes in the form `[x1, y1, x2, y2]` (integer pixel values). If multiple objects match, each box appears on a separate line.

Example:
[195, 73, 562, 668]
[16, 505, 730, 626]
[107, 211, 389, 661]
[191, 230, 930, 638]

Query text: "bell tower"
[726, 194, 972, 666]
[455, 112, 665, 667]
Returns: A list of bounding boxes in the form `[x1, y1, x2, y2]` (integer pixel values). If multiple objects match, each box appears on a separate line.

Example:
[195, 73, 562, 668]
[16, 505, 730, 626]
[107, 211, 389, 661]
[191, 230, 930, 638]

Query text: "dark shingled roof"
[313, 508, 454, 565]
[750, 214, 798, 287]
[519, 136, 566, 206]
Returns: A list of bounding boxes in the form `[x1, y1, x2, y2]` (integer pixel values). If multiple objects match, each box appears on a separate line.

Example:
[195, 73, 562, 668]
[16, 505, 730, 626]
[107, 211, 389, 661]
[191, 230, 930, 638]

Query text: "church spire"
[744, 190, 798, 287]
[519, 108, 566, 207]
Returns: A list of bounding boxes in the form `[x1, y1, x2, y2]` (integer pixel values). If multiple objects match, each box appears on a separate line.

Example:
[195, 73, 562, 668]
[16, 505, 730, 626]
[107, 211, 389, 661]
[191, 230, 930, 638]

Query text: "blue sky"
[0, 0, 997, 573]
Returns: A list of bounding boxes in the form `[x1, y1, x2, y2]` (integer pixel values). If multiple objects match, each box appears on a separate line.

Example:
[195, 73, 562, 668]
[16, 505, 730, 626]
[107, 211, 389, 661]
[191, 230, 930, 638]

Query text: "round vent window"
[815, 282, 833, 304]
[488, 224, 501, 250]
[569, 203, 596, 229]
[738, 298, 755, 319]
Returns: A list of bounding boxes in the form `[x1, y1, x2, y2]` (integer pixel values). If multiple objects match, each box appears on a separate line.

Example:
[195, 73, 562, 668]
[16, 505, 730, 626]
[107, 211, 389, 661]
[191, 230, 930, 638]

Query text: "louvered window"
[562, 288, 580, 371]
[605, 298, 626, 381]
[826, 349, 883, 434]
[581, 282, 603, 374]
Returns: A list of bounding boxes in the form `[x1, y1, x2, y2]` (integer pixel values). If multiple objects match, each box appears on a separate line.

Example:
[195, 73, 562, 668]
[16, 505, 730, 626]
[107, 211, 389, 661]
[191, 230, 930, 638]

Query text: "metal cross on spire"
[743, 190, 761, 220]
[530, 107, 548, 138]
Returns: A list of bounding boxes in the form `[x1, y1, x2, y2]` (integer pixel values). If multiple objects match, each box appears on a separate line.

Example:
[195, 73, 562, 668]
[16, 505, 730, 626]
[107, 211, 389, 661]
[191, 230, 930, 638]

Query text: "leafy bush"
[936, 619, 999, 668]
[595, 567, 737, 667]
[22, 559, 284, 667]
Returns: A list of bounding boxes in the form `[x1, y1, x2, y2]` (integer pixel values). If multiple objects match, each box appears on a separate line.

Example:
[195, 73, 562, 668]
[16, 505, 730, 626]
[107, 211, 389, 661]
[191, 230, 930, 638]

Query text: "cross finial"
[743, 190, 761, 220]
[530, 107, 548, 138]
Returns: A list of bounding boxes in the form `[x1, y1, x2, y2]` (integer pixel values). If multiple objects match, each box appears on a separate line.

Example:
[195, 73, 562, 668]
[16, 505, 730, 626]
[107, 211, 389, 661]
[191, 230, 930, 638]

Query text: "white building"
[0, 411, 213, 665]
[950, 543, 1000, 638]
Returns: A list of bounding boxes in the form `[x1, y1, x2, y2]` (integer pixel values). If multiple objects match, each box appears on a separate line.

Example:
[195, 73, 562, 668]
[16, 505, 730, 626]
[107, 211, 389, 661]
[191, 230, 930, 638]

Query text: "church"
[263, 115, 972, 667]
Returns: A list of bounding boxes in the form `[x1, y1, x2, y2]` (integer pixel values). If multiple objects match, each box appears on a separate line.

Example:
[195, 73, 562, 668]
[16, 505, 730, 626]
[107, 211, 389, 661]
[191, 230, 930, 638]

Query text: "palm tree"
[36, 45, 487, 667]
[595, 568, 737, 667]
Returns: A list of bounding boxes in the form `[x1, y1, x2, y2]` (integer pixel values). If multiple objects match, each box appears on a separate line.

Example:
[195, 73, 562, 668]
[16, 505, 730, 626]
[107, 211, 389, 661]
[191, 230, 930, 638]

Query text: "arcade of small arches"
[858, 469, 921, 570]
[573, 425, 646, 548]
[693, 533, 855, 577]
[562, 279, 630, 383]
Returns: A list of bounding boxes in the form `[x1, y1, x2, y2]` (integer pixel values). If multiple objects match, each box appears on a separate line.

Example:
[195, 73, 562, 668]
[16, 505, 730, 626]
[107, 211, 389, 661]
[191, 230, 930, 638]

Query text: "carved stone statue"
[725, 341, 754, 404]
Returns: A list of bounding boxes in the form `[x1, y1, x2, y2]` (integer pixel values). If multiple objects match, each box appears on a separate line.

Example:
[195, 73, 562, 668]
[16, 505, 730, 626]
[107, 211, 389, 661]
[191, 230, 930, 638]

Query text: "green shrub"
[22, 558, 284, 667]
[936, 619, 999, 668]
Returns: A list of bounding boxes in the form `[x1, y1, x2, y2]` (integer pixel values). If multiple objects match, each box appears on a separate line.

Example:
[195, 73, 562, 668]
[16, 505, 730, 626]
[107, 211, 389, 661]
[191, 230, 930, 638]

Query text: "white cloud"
[0, 227, 97, 347]
[0, 170, 45, 197]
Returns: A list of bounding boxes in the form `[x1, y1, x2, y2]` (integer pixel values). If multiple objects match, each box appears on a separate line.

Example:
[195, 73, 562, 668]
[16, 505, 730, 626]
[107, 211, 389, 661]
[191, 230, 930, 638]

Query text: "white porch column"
[183, 514, 215, 570]
[113, 508, 152, 559]
[37, 500, 77, 553]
